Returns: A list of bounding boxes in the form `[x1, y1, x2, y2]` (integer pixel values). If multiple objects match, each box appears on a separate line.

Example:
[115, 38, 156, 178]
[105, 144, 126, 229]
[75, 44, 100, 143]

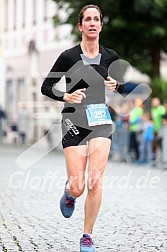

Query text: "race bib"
[85, 103, 112, 126]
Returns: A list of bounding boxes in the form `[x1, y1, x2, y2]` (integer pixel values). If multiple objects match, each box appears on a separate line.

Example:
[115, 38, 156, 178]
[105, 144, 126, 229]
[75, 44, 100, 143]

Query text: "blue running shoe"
[60, 181, 76, 218]
[80, 234, 95, 252]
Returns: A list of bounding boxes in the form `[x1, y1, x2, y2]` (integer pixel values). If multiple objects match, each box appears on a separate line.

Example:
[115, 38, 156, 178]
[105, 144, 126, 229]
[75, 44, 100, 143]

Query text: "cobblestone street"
[0, 144, 167, 252]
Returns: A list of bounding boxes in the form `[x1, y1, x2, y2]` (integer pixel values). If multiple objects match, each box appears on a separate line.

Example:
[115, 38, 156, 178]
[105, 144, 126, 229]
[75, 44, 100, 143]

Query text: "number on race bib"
[85, 103, 112, 127]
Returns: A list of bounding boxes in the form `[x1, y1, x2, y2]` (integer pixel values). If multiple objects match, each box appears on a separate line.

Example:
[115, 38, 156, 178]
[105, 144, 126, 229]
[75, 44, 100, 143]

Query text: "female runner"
[41, 4, 123, 252]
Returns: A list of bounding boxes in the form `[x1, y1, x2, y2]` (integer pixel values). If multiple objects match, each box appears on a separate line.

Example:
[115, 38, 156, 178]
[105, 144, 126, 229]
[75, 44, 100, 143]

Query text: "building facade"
[0, 0, 6, 106]
[1, 0, 74, 143]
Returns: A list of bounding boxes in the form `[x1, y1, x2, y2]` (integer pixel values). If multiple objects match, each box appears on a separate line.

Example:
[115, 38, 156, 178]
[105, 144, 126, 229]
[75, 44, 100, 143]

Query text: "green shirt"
[151, 105, 166, 133]
[129, 107, 143, 132]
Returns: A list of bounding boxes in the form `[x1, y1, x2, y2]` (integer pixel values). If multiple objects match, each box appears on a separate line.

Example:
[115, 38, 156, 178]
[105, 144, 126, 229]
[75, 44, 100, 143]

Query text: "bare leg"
[63, 145, 88, 198]
[83, 137, 111, 234]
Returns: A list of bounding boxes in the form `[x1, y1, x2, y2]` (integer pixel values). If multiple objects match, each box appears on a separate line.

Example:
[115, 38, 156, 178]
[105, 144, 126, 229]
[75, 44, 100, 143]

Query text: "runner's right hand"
[63, 88, 86, 103]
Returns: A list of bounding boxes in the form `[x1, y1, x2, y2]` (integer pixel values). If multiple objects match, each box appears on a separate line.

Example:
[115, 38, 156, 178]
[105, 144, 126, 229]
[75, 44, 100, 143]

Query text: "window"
[4, 0, 8, 32]
[13, 0, 17, 30]
[22, 0, 26, 28]
[6, 80, 13, 115]
[17, 78, 25, 102]
[44, 0, 48, 21]
[33, 0, 36, 25]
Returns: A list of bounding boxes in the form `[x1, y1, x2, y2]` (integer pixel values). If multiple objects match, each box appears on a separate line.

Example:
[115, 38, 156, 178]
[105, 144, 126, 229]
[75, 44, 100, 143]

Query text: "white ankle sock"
[83, 233, 92, 238]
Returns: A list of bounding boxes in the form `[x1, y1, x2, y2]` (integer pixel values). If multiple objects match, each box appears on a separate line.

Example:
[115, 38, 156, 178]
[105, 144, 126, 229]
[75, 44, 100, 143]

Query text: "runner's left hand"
[104, 76, 117, 91]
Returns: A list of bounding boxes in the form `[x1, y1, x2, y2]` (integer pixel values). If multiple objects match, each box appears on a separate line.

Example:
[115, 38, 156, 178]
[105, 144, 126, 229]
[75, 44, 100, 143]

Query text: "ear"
[78, 23, 82, 33]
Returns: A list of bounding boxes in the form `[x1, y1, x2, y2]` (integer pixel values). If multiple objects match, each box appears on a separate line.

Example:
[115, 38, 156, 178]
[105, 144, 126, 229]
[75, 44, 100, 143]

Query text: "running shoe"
[80, 234, 95, 252]
[60, 181, 76, 218]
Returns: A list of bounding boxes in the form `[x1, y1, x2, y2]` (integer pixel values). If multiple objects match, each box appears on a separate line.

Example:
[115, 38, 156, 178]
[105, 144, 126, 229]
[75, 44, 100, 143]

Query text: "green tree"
[151, 77, 167, 102]
[53, 0, 167, 81]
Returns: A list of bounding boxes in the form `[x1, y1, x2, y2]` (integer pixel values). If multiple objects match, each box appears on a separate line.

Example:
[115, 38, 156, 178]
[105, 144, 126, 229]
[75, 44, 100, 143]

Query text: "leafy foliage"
[52, 0, 167, 80]
[151, 77, 167, 103]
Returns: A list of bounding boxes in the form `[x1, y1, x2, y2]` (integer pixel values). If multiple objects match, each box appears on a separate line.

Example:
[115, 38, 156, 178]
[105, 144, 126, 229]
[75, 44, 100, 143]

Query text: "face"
[134, 98, 143, 107]
[78, 8, 102, 39]
[162, 118, 167, 124]
[151, 98, 160, 107]
[164, 103, 167, 110]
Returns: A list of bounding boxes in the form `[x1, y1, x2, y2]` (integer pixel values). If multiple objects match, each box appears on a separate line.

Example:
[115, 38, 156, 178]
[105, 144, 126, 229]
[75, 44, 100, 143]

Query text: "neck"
[80, 37, 99, 57]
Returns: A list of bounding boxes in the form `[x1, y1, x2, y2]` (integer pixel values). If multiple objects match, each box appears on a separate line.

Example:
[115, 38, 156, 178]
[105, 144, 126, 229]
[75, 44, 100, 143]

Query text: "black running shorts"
[61, 116, 112, 149]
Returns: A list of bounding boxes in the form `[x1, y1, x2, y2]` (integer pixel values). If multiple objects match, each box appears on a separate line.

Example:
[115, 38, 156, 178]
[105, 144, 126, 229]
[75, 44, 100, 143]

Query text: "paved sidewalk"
[0, 144, 167, 252]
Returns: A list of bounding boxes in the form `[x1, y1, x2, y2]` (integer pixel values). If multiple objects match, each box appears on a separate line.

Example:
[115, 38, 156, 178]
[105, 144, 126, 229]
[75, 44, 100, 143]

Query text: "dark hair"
[78, 5, 103, 24]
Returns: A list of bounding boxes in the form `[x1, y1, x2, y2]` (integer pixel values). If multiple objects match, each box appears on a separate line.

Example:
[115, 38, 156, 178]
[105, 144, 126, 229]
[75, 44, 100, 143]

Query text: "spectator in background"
[156, 102, 167, 165]
[10, 113, 18, 144]
[128, 98, 143, 161]
[18, 106, 29, 144]
[162, 101, 167, 119]
[138, 113, 154, 165]
[151, 97, 165, 160]
[0, 105, 7, 142]
[157, 114, 167, 152]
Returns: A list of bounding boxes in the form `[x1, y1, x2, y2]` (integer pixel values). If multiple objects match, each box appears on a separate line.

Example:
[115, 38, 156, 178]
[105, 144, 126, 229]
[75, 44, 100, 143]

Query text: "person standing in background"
[18, 106, 29, 144]
[138, 113, 154, 165]
[151, 97, 165, 160]
[128, 98, 143, 161]
[10, 113, 18, 144]
[0, 105, 7, 142]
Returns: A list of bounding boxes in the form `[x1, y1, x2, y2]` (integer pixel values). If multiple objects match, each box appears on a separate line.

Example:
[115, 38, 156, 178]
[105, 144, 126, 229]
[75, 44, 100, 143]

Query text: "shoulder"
[100, 45, 119, 60]
[65, 44, 80, 54]
[53, 44, 80, 70]
[56, 44, 80, 60]
[159, 105, 165, 113]
[60, 44, 81, 67]
[62, 44, 81, 61]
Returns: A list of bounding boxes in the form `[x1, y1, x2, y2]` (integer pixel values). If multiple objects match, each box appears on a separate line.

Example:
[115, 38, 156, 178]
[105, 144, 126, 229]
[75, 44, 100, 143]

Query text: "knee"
[87, 172, 103, 193]
[88, 181, 101, 194]
[69, 183, 85, 198]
